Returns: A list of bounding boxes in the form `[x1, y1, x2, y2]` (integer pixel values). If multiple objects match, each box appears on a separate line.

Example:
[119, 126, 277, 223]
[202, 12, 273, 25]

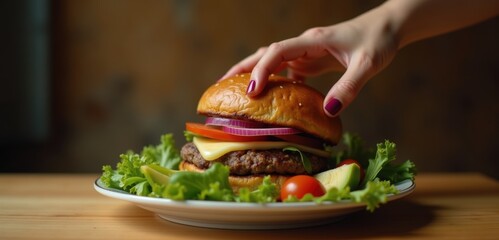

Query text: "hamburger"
[180, 73, 342, 193]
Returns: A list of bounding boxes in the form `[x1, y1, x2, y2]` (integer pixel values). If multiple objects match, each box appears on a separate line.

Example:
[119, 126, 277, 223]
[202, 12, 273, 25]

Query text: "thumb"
[323, 55, 375, 117]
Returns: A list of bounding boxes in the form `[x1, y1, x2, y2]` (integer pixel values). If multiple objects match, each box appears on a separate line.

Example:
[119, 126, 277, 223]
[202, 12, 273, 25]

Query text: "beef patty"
[180, 142, 329, 176]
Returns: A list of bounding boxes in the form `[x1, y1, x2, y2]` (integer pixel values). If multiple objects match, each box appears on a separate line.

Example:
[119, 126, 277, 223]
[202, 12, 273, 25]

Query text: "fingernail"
[246, 80, 256, 94]
[325, 98, 342, 116]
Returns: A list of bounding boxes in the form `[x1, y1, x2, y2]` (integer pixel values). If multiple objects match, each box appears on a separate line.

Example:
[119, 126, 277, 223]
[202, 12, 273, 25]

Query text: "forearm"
[382, 0, 499, 48]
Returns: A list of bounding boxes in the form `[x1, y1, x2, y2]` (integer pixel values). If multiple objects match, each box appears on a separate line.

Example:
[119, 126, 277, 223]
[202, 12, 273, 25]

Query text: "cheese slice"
[192, 136, 330, 161]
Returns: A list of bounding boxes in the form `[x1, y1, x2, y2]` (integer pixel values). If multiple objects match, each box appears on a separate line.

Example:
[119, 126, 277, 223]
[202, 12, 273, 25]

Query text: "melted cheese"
[192, 136, 330, 161]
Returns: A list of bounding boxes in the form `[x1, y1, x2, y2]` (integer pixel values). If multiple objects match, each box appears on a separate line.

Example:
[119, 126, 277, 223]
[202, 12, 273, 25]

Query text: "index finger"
[249, 37, 327, 96]
[220, 47, 268, 81]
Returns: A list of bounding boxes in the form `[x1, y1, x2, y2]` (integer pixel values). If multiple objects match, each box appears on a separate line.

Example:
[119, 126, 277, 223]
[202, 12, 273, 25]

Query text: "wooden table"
[0, 173, 498, 240]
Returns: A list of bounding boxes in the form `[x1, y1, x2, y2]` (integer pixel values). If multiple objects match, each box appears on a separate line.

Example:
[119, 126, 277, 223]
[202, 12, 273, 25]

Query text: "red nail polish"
[246, 80, 256, 94]
[325, 98, 342, 116]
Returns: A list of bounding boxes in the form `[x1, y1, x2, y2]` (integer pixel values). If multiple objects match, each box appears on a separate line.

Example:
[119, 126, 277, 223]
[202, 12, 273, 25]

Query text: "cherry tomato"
[337, 159, 365, 183]
[280, 175, 326, 200]
[185, 122, 268, 142]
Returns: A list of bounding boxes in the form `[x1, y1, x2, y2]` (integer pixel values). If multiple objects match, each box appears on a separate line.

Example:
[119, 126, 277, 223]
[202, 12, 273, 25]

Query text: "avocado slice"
[314, 163, 361, 191]
[141, 164, 176, 186]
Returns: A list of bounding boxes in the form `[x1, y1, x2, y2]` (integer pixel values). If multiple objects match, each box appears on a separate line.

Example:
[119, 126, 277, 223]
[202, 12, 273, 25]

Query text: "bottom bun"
[179, 161, 289, 193]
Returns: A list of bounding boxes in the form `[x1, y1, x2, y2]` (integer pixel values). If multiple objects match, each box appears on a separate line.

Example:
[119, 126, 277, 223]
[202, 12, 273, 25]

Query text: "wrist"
[349, 2, 401, 50]
[381, 0, 499, 49]
[381, 0, 416, 50]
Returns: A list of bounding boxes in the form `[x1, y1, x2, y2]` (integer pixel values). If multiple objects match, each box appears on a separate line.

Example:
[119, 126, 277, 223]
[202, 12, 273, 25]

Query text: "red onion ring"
[205, 117, 265, 128]
[222, 125, 301, 136]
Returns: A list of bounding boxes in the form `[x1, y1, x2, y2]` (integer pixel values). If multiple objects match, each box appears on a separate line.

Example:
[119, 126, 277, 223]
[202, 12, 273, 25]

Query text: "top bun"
[197, 73, 342, 144]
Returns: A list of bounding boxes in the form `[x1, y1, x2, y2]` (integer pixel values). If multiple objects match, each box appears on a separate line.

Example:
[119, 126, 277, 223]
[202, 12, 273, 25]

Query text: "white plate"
[94, 178, 415, 229]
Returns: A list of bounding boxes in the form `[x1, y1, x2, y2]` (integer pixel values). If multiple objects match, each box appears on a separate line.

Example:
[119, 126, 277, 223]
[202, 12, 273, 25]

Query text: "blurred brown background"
[1, 0, 498, 178]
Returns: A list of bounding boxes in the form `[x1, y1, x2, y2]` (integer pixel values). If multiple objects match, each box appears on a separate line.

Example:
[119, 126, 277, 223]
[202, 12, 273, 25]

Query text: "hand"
[222, 0, 499, 117]
[222, 7, 399, 117]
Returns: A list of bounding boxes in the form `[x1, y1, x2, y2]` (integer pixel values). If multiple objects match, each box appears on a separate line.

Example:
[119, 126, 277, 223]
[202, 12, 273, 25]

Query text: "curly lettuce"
[100, 134, 180, 196]
[333, 132, 416, 186]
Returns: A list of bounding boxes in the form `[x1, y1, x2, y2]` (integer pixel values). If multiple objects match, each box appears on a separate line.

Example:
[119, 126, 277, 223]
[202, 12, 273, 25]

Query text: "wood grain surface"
[0, 173, 498, 239]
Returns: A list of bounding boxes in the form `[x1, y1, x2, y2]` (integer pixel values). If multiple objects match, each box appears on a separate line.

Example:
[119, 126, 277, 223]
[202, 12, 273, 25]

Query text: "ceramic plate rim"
[94, 178, 415, 209]
[94, 178, 415, 229]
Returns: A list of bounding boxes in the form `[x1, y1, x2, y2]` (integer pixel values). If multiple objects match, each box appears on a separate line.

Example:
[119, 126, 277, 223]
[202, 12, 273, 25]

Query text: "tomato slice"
[185, 122, 268, 142]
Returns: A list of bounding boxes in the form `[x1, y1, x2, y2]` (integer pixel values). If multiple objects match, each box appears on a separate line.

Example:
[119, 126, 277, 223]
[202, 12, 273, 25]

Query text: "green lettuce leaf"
[184, 130, 196, 142]
[236, 176, 279, 203]
[100, 134, 181, 196]
[283, 147, 312, 174]
[334, 132, 374, 168]
[114, 153, 154, 195]
[377, 160, 417, 183]
[350, 180, 398, 212]
[161, 163, 234, 201]
[362, 140, 397, 186]
[101, 165, 122, 189]
[130, 181, 151, 196]
[334, 132, 416, 186]
[141, 133, 181, 170]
